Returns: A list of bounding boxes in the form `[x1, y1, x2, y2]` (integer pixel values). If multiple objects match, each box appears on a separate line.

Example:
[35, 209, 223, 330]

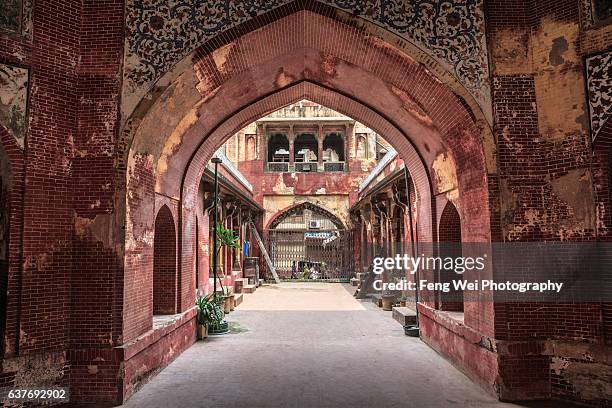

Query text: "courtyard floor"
[121, 283, 533, 408]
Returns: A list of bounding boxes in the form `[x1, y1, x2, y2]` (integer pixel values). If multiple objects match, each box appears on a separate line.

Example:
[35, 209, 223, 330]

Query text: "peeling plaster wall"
[486, 1, 610, 404]
[490, 3, 595, 243]
[432, 152, 459, 203]
[2, 351, 67, 387]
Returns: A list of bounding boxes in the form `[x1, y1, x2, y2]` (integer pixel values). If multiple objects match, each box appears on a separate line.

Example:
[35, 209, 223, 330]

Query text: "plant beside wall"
[196, 294, 229, 338]
[200, 223, 239, 335]
[212, 224, 240, 289]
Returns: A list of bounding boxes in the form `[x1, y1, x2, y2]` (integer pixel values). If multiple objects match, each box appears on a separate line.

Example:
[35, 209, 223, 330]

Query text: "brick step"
[392, 306, 417, 327]
[243, 284, 257, 294]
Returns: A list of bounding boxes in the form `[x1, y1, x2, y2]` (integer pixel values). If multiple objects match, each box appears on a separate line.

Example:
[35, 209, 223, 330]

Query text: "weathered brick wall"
[72, 0, 125, 352]
[486, 0, 611, 403]
[0, 0, 84, 393]
[0, 0, 608, 405]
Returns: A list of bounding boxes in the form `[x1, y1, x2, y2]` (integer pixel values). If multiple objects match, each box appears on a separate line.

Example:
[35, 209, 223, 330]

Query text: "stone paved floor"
[120, 283, 534, 408]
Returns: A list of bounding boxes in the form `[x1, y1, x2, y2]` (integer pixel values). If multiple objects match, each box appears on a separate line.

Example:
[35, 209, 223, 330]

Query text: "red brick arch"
[178, 82, 437, 310]
[266, 201, 346, 231]
[122, 9, 496, 340]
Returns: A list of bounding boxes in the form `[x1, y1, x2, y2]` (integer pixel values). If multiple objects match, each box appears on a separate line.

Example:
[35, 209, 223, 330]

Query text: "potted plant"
[399, 295, 407, 307]
[211, 224, 240, 313]
[196, 295, 210, 340]
[203, 293, 229, 335]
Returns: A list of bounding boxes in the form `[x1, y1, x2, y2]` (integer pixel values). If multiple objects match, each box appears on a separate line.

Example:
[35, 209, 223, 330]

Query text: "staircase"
[249, 222, 281, 284]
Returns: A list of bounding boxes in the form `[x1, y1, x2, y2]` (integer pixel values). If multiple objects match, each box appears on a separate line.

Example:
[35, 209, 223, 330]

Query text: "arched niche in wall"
[438, 201, 463, 312]
[153, 205, 177, 315]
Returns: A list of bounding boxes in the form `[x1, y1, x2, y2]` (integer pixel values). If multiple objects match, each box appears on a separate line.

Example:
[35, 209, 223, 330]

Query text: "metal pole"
[404, 166, 420, 336]
[212, 157, 222, 295]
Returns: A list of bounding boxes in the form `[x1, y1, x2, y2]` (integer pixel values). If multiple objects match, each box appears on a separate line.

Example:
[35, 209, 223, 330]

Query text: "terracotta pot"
[229, 294, 235, 311]
[382, 295, 394, 311]
[223, 296, 231, 313]
[400, 300, 407, 307]
[197, 324, 208, 340]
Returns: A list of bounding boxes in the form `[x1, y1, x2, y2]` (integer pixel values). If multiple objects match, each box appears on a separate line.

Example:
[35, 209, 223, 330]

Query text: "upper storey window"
[323, 132, 345, 172]
[294, 133, 318, 173]
[265, 128, 348, 173]
[267, 133, 290, 172]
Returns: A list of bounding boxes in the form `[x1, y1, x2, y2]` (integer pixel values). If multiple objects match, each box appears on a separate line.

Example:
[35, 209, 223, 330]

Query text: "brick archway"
[123, 8, 495, 345]
[121, 2, 491, 129]
[267, 202, 345, 231]
[120, 10, 497, 398]
[177, 82, 438, 312]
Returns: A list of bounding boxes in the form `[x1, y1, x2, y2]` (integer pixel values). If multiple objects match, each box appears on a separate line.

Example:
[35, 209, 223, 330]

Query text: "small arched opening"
[438, 201, 463, 312]
[267, 202, 350, 281]
[153, 205, 177, 315]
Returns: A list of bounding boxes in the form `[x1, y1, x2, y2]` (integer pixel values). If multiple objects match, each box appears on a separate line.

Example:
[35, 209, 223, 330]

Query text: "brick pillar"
[289, 124, 295, 166]
[317, 124, 324, 170]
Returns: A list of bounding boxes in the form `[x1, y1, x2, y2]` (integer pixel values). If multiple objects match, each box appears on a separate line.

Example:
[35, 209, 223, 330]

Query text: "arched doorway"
[267, 202, 351, 281]
[117, 6, 496, 403]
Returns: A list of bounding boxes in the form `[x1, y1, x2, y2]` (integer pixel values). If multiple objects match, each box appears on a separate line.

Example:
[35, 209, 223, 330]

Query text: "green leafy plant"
[196, 294, 225, 328]
[215, 224, 240, 253]
[212, 224, 240, 292]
